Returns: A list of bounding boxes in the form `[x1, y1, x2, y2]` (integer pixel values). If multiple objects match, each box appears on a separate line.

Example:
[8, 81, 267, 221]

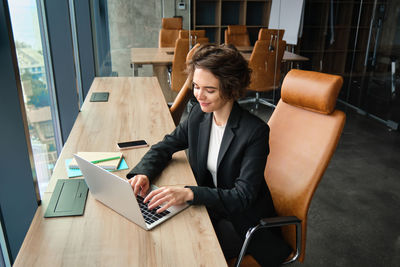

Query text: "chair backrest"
[159, 17, 183, 48]
[170, 43, 200, 125]
[265, 69, 346, 262]
[179, 30, 209, 46]
[171, 38, 190, 92]
[159, 29, 180, 47]
[179, 30, 206, 39]
[195, 37, 209, 45]
[248, 39, 286, 92]
[224, 25, 250, 47]
[258, 28, 285, 41]
[162, 17, 182, 29]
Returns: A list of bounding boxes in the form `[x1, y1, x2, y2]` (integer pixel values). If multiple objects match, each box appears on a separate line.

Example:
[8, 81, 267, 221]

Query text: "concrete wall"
[107, 0, 190, 76]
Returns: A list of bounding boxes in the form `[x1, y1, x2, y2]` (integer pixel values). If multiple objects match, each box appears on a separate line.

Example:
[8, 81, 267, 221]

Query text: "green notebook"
[44, 179, 88, 218]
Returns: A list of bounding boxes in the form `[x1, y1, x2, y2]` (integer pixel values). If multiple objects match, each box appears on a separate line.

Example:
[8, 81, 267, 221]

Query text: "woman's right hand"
[128, 174, 150, 197]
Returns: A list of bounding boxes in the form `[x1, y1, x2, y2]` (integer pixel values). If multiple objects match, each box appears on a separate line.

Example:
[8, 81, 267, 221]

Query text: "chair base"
[228, 255, 260, 267]
[228, 253, 297, 267]
[167, 64, 172, 86]
[238, 92, 276, 110]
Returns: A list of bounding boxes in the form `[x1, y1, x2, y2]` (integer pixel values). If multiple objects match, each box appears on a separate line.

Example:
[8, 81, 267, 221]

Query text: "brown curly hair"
[187, 44, 251, 100]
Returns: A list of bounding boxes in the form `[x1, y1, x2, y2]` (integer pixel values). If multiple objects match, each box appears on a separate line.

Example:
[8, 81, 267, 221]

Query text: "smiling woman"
[189, 44, 250, 125]
[192, 68, 233, 123]
[127, 44, 292, 266]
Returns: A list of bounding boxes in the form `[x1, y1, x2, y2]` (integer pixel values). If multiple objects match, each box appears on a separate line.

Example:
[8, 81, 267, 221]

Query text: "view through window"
[8, 0, 58, 196]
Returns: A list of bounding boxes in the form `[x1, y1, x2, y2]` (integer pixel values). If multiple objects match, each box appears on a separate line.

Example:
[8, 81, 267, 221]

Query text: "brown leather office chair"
[239, 39, 286, 109]
[169, 44, 200, 125]
[170, 74, 193, 126]
[258, 28, 285, 41]
[179, 30, 209, 46]
[232, 69, 346, 267]
[159, 17, 183, 48]
[179, 29, 206, 39]
[171, 38, 190, 93]
[225, 25, 251, 47]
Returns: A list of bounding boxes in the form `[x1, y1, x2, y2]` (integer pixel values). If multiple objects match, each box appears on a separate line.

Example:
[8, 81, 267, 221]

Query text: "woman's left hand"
[144, 186, 193, 213]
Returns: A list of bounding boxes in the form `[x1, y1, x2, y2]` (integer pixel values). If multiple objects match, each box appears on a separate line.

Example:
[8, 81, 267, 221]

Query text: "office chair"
[224, 25, 251, 47]
[239, 38, 286, 109]
[167, 31, 207, 90]
[171, 38, 190, 93]
[159, 17, 182, 48]
[258, 28, 285, 41]
[232, 69, 346, 267]
[178, 30, 209, 46]
[169, 44, 200, 125]
[170, 74, 193, 126]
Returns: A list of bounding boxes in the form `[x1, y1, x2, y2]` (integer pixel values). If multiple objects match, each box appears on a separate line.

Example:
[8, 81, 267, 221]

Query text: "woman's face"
[193, 68, 231, 113]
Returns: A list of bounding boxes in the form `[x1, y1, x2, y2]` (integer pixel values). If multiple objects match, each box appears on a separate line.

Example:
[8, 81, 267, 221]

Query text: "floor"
[239, 100, 400, 267]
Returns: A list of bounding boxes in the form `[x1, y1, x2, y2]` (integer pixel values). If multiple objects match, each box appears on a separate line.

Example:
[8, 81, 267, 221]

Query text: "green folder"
[44, 179, 88, 218]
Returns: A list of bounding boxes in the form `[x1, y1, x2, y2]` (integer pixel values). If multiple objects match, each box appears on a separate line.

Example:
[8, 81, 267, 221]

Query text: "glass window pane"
[298, 0, 400, 129]
[8, 0, 58, 197]
[91, 0, 191, 104]
[1, 221, 11, 267]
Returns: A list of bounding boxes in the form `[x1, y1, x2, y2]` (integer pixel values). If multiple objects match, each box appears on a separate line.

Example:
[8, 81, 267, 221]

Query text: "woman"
[127, 44, 291, 266]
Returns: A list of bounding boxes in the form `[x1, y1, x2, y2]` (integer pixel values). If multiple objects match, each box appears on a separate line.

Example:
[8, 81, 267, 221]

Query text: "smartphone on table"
[117, 140, 149, 150]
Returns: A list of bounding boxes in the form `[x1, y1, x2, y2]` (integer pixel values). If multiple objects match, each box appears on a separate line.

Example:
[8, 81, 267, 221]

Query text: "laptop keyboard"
[136, 195, 170, 225]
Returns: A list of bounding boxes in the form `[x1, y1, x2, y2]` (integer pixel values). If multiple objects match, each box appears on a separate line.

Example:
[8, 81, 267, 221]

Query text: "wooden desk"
[14, 77, 227, 267]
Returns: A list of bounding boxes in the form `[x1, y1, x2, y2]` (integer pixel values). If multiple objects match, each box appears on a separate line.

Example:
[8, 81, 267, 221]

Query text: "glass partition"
[298, 0, 400, 130]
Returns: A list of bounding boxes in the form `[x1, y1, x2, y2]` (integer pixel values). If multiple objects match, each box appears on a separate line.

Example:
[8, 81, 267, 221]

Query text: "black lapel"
[217, 102, 241, 169]
[197, 112, 212, 177]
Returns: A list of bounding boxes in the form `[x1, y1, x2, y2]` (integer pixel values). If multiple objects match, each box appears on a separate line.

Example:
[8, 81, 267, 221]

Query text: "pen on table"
[91, 156, 121, 164]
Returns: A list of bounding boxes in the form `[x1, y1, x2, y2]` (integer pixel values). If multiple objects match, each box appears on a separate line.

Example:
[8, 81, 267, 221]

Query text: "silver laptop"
[73, 154, 188, 230]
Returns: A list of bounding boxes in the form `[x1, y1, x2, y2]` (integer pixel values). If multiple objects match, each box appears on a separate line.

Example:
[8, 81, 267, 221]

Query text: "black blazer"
[127, 102, 276, 235]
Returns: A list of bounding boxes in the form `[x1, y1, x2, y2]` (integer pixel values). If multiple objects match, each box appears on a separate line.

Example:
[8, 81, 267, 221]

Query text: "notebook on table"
[69, 152, 123, 170]
[73, 154, 188, 230]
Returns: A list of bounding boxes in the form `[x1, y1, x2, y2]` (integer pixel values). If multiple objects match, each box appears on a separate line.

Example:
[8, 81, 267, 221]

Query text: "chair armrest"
[260, 216, 301, 227]
[235, 216, 302, 267]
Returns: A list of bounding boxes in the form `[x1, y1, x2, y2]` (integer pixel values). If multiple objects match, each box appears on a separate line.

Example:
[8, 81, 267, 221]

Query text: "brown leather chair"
[179, 29, 205, 39]
[168, 34, 207, 92]
[170, 74, 193, 126]
[171, 38, 190, 93]
[179, 30, 209, 46]
[224, 25, 251, 47]
[159, 17, 183, 48]
[169, 44, 201, 125]
[239, 39, 286, 109]
[258, 28, 285, 41]
[232, 69, 346, 267]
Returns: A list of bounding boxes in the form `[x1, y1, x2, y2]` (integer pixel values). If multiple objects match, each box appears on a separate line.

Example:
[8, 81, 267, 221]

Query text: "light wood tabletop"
[14, 77, 227, 267]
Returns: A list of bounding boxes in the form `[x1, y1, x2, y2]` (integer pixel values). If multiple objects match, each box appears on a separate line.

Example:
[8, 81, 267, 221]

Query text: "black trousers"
[211, 216, 292, 267]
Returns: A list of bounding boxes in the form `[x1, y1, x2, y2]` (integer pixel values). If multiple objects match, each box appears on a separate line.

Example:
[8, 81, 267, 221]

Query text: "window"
[8, 0, 59, 196]
[0, 221, 11, 267]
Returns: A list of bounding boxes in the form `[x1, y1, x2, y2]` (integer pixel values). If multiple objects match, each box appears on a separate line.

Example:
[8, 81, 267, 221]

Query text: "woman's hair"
[187, 44, 251, 100]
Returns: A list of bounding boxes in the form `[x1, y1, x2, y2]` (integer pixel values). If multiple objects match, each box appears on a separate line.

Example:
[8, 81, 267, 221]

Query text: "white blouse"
[207, 117, 226, 187]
